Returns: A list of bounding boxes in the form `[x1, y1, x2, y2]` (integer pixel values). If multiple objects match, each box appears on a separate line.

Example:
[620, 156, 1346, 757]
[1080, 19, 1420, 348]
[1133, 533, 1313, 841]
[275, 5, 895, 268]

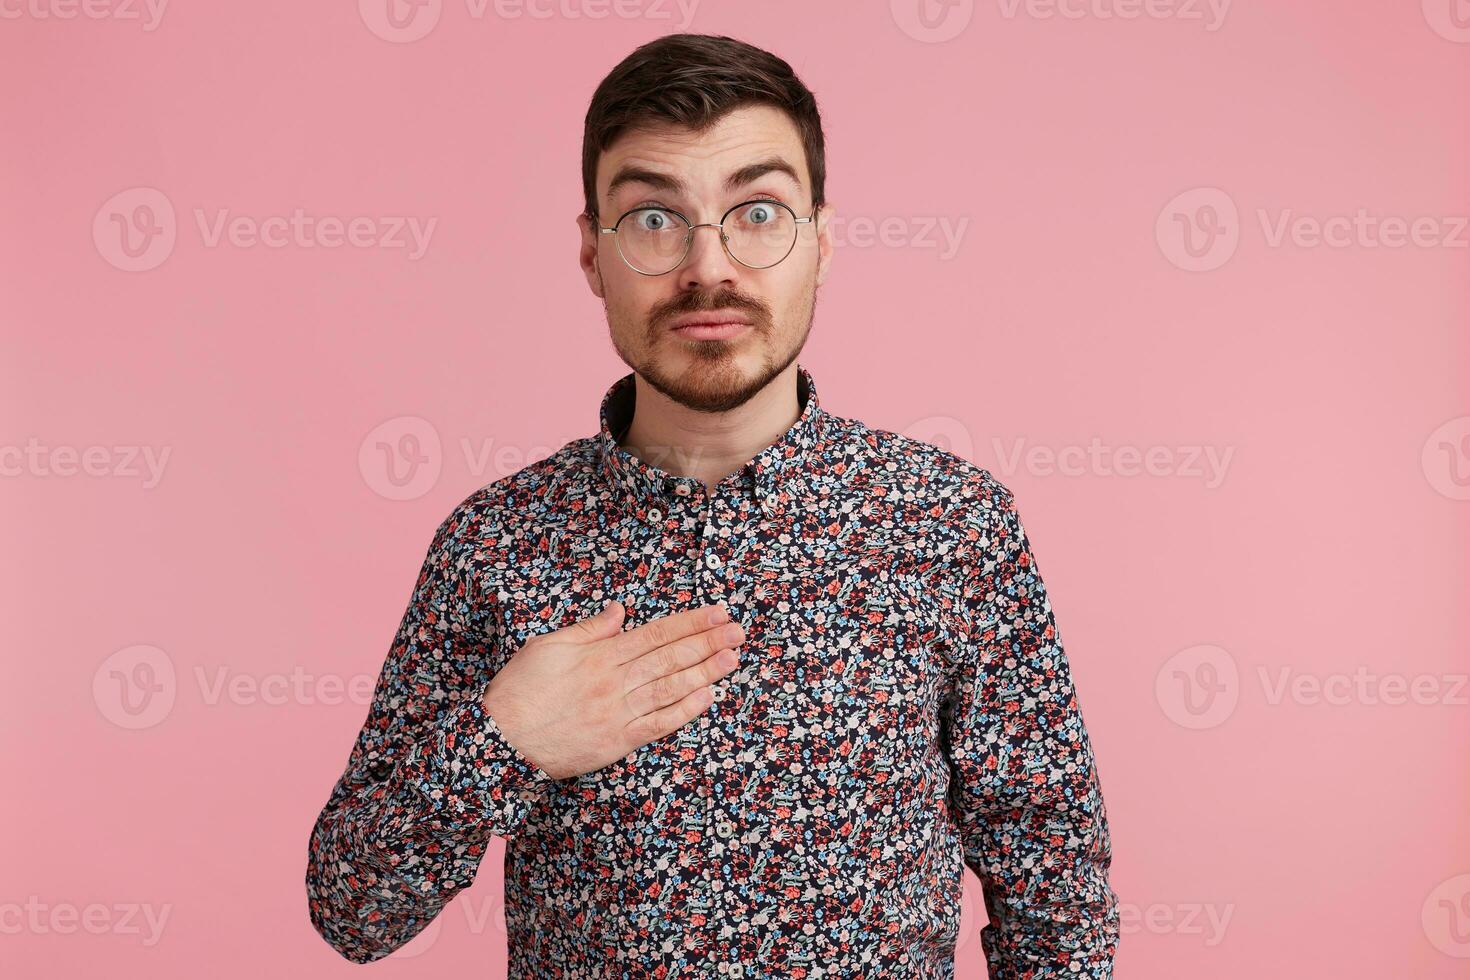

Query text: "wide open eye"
[629, 209, 682, 233]
[734, 202, 780, 228]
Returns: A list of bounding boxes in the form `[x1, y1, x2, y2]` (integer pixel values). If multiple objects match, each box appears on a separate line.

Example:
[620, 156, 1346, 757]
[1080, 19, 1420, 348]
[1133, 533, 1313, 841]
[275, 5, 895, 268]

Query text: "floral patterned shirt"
[306, 363, 1120, 978]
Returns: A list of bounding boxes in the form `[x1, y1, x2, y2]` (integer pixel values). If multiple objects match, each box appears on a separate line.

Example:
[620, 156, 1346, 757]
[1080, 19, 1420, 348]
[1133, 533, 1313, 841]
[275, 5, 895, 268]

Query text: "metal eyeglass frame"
[596, 199, 817, 276]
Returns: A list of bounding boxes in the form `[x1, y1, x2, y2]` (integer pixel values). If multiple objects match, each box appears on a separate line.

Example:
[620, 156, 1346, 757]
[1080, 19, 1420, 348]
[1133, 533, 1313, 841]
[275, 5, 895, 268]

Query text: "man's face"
[578, 104, 833, 413]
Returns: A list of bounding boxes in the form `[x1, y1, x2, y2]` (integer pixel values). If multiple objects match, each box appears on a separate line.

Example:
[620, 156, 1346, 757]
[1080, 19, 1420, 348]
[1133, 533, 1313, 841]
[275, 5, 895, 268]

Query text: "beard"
[605, 281, 817, 414]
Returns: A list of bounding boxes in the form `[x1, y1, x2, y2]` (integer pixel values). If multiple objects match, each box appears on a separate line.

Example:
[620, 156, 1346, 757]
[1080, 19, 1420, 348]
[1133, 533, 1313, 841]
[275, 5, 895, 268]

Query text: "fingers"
[625, 683, 719, 746]
[624, 646, 740, 717]
[565, 600, 625, 641]
[622, 618, 745, 687]
[605, 603, 733, 664]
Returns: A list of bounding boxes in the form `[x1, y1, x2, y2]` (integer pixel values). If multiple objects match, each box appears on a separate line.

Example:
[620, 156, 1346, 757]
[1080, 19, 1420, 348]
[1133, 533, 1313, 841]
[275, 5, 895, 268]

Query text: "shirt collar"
[594, 363, 828, 517]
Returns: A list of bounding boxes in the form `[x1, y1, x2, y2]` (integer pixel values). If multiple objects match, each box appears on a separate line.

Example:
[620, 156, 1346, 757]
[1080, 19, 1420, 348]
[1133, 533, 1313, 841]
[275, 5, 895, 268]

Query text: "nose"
[677, 222, 740, 291]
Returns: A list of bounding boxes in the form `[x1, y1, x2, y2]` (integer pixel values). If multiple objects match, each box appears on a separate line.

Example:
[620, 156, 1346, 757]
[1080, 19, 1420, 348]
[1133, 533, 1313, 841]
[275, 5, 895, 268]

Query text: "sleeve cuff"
[393, 695, 557, 840]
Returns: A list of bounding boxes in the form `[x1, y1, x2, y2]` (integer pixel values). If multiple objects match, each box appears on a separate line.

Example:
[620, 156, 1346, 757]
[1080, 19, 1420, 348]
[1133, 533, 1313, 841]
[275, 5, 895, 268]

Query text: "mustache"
[651, 291, 770, 327]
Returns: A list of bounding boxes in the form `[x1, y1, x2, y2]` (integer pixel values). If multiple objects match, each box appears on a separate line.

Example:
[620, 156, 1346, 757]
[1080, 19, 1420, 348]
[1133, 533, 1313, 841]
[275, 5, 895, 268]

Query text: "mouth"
[669, 311, 753, 341]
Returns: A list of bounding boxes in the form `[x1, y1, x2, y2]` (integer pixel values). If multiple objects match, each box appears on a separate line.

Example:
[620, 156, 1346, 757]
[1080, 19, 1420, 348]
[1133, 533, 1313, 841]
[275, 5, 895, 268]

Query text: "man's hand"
[482, 600, 743, 781]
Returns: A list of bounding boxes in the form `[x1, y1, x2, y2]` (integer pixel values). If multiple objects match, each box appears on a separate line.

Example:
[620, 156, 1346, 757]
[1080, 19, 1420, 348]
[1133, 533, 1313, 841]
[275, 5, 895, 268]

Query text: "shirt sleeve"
[939, 483, 1120, 978]
[305, 502, 557, 964]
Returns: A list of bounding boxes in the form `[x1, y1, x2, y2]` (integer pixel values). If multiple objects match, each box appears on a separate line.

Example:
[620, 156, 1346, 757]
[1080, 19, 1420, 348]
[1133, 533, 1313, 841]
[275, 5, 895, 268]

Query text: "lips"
[669, 310, 752, 331]
[668, 310, 754, 341]
[671, 322, 751, 340]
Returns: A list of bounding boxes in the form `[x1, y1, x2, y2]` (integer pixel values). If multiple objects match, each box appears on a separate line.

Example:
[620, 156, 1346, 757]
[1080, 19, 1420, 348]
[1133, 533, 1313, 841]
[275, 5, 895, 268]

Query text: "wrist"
[482, 681, 562, 780]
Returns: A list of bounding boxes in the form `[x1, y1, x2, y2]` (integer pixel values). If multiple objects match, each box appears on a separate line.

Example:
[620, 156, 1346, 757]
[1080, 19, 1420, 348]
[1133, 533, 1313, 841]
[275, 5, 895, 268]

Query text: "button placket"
[709, 490, 760, 974]
[690, 489, 737, 969]
[690, 490, 719, 724]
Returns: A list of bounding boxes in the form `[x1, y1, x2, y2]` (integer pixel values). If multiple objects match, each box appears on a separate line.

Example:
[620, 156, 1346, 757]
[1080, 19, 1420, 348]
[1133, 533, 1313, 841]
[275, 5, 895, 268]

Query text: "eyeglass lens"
[615, 202, 798, 274]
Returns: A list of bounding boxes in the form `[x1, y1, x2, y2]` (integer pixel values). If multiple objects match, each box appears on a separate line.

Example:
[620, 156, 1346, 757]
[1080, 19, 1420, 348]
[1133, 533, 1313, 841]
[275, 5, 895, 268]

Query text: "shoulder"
[426, 437, 599, 561]
[825, 412, 1021, 546]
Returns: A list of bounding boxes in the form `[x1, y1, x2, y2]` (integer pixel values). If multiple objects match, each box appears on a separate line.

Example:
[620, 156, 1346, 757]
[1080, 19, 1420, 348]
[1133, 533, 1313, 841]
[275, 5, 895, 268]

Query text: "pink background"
[3, 1, 1468, 977]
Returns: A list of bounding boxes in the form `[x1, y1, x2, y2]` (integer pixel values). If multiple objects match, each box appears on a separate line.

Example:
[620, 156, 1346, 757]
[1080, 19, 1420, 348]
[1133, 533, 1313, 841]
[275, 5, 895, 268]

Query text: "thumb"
[572, 599, 625, 640]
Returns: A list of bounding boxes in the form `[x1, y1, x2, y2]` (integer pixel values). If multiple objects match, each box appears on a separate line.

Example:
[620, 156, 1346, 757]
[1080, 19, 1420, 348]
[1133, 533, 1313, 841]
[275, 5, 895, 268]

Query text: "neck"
[619, 366, 802, 492]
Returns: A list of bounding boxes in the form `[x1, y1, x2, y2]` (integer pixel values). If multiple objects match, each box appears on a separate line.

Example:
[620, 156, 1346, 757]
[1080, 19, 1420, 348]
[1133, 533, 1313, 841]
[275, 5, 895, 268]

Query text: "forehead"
[596, 104, 809, 202]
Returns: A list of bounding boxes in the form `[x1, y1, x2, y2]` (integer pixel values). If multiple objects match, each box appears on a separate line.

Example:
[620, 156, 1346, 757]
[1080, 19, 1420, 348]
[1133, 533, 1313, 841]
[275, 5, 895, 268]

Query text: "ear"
[577, 211, 606, 299]
[814, 202, 835, 287]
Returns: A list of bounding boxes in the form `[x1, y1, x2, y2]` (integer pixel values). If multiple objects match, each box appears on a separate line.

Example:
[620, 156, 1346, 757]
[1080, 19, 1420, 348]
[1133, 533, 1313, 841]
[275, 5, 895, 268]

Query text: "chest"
[491, 497, 961, 913]
[489, 496, 950, 703]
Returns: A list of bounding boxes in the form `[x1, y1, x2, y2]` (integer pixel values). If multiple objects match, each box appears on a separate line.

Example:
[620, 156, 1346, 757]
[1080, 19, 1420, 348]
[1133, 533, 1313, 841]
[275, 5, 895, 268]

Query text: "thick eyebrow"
[604, 156, 804, 204]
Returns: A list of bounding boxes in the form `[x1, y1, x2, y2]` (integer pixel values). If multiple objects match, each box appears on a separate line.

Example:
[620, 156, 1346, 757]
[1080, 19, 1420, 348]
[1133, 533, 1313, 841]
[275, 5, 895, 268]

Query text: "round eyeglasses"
[597, 200, 816, 276]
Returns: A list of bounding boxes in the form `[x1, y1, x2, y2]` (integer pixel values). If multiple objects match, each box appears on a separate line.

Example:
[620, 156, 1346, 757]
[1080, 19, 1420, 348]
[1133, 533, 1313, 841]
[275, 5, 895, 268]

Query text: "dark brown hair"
[581, 34, 826, 223]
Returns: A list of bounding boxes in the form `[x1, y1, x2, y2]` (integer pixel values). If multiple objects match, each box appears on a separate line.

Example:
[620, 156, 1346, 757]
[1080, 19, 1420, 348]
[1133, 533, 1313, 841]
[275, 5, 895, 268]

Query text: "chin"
[646, 356, 763, 413]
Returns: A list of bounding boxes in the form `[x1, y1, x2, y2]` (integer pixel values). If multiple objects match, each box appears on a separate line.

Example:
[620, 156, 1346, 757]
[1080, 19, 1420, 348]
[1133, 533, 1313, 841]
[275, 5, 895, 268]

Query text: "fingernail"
[710, 605, 729, 624]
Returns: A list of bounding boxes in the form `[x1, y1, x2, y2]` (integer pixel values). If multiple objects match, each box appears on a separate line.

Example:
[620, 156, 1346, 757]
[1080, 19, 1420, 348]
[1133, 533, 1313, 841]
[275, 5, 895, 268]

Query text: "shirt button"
[647, 507, 662, 523]
[706, 553, 722, 569]
[715, 820, 734, 838]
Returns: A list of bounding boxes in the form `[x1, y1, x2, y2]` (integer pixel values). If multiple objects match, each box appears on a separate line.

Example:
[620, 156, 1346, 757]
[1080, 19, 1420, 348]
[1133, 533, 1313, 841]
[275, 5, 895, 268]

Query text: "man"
[306, 32, 1119, 978]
